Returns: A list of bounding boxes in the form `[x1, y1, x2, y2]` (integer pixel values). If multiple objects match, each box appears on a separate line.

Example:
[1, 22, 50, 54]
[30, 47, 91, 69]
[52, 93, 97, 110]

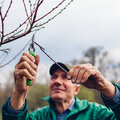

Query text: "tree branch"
[0, 0, 73, 46]
[35, 0, 73, 29]
[22, 0, 31, 25]
[35, 0, 65, 23]
[3, 0, 12, 20]
[0, 38, 31, 68]
[0, 7, 4, 43]
[0, 31, 30, 45]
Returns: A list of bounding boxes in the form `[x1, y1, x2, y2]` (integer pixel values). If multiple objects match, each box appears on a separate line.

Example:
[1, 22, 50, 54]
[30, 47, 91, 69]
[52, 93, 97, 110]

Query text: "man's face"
[49, 69, 80, 103]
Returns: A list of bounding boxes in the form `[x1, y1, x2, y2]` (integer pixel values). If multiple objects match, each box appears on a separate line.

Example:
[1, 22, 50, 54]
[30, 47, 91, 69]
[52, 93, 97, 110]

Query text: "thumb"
[35, 54, 40, 66]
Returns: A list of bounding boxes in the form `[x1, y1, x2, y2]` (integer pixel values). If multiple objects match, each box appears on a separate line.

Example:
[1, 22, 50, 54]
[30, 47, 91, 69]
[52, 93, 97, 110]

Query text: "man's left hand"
[67, 63, 116, 98]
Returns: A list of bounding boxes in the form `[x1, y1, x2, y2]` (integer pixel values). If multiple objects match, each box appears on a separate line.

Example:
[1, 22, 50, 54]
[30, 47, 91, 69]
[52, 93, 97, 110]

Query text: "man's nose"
[54, 77, 62, 86]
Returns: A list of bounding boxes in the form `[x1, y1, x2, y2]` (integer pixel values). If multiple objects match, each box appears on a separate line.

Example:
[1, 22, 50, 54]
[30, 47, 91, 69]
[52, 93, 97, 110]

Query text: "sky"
[0, 0, 120, 83]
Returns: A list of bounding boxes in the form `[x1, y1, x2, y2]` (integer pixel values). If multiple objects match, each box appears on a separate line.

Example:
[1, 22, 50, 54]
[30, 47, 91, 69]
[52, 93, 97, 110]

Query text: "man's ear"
[74, 85, 81, 96]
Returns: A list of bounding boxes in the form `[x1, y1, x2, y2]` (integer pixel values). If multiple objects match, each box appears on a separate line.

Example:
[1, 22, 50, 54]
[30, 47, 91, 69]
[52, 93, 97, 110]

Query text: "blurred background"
[0, 0, 120, 118]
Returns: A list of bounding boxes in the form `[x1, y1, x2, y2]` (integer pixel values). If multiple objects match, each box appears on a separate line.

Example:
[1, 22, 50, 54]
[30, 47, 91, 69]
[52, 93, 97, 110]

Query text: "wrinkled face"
[49, 69, 80, 103]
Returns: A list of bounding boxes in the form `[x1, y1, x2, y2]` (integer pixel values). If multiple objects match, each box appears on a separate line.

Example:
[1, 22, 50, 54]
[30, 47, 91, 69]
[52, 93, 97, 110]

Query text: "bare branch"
[29, 0, 42, 30]
[0, 48, 10, 54]
[35, 0, 65, 23]
[3, 19, 29, 38]
[34, 41, 68, 74]
[0, 0, 73, 47]
[0, 38, 31, 68]
[2, 1, 40, 39]
[0, 0, 74, 68]
[3, 0, 12, 20]
[31, 26, 45, 32]
[0, 30, 30, 45]
[22, 0, 31, 25]
[0, 7, 4, 43]
[35, 0, 73, 29]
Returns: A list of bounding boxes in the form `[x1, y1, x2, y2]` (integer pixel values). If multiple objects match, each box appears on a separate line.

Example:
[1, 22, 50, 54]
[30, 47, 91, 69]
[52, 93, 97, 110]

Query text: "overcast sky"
[0, 0, 120, 68]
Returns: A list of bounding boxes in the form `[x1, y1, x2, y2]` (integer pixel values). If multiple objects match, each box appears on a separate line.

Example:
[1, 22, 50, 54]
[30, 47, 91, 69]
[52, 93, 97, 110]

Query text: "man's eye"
[62, 74, 67, 79]
[51, 75, 57, 80]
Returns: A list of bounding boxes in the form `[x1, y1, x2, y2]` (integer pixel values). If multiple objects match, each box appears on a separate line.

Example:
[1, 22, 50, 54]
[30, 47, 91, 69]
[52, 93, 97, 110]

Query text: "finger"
[67, 66, 75, 80]
[14, 76, 31, 92]
[35, 54, 40, 66]
[19, 52, 35, 64]
[17, 61, 37, 77]
[80, 70, 91, 84]
[71, 66, 81, 83]
[76, 69, 86, 84]
[23, 52, 35, 63]
[15, 68, 35, 81]
[18, 55, 37, 70]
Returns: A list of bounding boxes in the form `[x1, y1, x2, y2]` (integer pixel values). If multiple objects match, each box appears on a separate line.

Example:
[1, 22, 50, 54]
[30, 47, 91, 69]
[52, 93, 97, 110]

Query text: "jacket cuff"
[2, 96, 28, 120]
[101, 83, 120, 109]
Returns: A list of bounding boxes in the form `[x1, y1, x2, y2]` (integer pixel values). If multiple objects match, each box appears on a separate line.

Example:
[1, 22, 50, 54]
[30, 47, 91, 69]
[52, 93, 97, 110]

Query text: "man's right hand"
[10, 52, 40, 110]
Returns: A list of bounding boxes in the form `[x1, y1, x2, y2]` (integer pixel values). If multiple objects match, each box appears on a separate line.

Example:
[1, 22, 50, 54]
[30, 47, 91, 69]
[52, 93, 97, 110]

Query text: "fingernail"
[81, 79, 84, 83]
[72, 78, 75, 83]
[34, 65, 37, 69]
[34, 71, 37, 75]
[74, 83, 80, 87]
[32, 76, 35, 80]
[67, 75, 71, 80]
[76, 80, 80, 84]
[32, 71, 36, 76]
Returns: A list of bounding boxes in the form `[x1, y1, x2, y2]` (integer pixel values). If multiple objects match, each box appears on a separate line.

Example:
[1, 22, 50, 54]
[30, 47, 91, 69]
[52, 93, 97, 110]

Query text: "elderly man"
[2, 52, 120, 120]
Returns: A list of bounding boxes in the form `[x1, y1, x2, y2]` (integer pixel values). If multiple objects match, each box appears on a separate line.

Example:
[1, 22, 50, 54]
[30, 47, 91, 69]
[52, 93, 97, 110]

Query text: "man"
[2, 52, 120, 120]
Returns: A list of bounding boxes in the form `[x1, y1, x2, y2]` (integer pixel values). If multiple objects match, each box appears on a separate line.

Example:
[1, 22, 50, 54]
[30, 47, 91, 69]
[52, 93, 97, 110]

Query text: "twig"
[3, 7, 36, 38]
[3, 0, 12, 20]
[3, 0, 42, 39]
[36, 0, 73, 28]
[0, 7, 4, 43]
[29, 0, 43, 30]
[34, 41, 68, 74]
[22, 0, 31, 24]
[0, 0, 73, 46]
[0, 38, 32, 68]
[0, 30, 30, 45]
[35, 0, 65, 22]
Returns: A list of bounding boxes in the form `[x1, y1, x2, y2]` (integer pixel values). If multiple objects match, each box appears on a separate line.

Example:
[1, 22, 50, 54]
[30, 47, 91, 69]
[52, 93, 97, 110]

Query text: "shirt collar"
[42, 96, 89, 111]
[42, 96, 75, 111]
[67, 98, 75, 111]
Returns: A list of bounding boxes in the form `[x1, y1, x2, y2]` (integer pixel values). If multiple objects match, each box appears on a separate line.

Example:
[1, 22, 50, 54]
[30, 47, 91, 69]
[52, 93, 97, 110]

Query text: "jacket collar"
[42, 96, 89, 112]
[75, 97, 89, 111]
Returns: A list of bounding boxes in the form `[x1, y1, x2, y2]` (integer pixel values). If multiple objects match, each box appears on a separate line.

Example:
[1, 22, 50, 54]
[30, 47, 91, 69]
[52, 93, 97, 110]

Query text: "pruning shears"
[27, 34, 68, 85]
[27, 34, 35, 86]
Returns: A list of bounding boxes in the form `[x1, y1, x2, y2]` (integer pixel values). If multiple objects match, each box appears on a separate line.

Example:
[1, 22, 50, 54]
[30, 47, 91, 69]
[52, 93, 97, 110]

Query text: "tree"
[0, 0, 73, 67]
[0, 0, 73, 45]
[84, 47, 103, 66]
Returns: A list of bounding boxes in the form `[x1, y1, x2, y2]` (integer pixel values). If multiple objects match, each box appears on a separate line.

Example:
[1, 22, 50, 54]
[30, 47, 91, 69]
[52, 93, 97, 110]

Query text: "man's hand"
[10, 52, 40, 110]
[67, 63, 116, 98]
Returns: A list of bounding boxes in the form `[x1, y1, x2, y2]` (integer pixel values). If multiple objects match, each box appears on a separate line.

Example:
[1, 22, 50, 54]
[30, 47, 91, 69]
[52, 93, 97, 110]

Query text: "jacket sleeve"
[2, 97, 28, 120]
[102, 83, 120, 120]
[2, 97, 50, 120]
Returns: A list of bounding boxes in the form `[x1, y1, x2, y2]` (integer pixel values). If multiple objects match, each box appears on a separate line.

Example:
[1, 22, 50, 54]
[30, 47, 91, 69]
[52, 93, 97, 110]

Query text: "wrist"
[10, 88, 27, 110]
[100, 81, 116, 98]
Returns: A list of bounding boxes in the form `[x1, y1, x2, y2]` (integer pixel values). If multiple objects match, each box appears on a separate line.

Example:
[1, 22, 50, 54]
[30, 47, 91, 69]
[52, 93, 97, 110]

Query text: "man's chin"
[51, 94, 64, 102]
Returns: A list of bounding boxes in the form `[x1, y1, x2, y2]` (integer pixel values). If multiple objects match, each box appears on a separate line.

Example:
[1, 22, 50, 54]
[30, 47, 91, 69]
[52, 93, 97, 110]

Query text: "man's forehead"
[52, 69, 67, 75]
[49, 62, 72, 75]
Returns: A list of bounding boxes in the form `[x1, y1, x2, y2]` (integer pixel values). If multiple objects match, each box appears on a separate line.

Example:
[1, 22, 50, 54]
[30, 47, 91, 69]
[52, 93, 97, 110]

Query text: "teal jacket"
[2, 95, 120, 120]
[2, 84, 120, 120]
